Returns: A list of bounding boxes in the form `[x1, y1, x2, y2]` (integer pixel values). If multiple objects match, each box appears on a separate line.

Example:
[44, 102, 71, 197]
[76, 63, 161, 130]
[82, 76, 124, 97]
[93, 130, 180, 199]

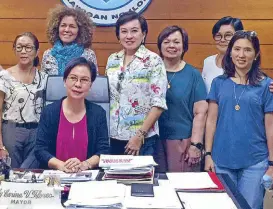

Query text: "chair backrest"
[45, 75, 110, 132]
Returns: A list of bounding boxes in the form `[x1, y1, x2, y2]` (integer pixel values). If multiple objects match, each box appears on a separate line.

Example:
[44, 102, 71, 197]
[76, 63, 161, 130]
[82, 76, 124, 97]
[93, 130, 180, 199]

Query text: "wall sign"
[61, 0, 152, 26]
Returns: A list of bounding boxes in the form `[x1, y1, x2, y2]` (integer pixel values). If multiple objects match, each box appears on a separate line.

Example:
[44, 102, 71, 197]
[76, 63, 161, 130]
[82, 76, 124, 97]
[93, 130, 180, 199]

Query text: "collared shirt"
[106, 45, 167, 141]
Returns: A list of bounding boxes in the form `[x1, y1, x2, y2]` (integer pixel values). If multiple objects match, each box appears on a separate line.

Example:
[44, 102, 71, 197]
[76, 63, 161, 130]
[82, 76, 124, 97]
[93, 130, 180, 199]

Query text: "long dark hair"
[222, 30, 265, 85]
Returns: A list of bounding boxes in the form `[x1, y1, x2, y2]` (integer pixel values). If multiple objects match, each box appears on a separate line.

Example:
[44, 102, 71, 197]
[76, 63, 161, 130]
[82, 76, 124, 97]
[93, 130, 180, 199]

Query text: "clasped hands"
[59, 158, 91, 173]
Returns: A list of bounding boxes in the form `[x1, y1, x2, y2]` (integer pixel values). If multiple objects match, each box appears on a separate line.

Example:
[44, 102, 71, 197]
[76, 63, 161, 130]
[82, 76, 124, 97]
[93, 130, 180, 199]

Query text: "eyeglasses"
[214, 32, 234, 41]
[14, 45, 35, 52]
[234, 30, 257, 37]
[67, 75, 91, 85]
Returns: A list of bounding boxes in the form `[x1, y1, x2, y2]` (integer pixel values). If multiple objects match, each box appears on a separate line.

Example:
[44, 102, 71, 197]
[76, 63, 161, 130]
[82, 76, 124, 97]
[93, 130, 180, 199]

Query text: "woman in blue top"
[205, 31, 273, 209]
[156, 26, 208, 172]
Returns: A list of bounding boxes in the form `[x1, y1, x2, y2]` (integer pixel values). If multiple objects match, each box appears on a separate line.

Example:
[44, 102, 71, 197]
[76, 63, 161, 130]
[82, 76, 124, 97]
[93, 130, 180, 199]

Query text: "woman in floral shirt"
[106, 11, 167, 156]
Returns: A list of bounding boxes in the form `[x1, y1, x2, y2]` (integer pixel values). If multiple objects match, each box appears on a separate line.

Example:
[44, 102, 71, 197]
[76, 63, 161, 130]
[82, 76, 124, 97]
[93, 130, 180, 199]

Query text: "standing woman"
[205, 31, 273, 209]
[106, 11, 167, 156]
[41, 5, 98, 75]
[202, 16, 243, 93]
[0, 32, 48, 168]
[157, 26, 208, 172]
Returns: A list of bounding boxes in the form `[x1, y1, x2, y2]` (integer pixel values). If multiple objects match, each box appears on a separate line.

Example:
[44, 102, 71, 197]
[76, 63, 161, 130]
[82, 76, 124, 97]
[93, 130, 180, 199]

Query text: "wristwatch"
[269, 161, 273, 166]
[190, 142, 204, 151]
[205, 152, 212, 157]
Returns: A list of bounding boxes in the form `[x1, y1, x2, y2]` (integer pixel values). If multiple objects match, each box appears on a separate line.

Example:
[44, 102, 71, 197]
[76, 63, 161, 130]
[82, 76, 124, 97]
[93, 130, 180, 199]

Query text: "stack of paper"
[65, 181, 125, 209]
[37, 170, 99, 184]
[124, 185, 182, 209]
[166, 172, 218, 190]
[100, 155, 157, 184]
[177, 192, 237, 209]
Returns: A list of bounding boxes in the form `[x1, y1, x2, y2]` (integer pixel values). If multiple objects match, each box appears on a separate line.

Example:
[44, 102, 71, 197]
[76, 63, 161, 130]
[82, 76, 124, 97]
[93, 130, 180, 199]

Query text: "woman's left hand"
[64, 158, 81, 172]
[77, 161, 90, 172]
[185, 145, 202, 166]
[124, 135, 143, 155]
[262, 166, 273, 189]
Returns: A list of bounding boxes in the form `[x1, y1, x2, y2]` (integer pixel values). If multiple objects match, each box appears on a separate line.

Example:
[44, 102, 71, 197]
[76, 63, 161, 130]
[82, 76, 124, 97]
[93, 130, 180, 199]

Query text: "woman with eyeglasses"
[41, 5, 98, 75]
[106, 11, 167, 156]
[35, 57, 109, 172]
[202, 16, 244, 93]
[205, 31, 273, 209]
[156, 26, 208, 172]
[0, 32, 48, 168]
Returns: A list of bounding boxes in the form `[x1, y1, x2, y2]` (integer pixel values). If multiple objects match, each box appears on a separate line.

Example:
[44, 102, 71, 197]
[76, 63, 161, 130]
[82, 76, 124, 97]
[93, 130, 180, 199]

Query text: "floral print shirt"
[106, 45, 167, 141]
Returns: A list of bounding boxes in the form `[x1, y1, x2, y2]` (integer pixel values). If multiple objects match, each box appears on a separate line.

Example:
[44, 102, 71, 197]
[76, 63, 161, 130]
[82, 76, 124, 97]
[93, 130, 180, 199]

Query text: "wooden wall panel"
[0, 0, 272, 77]
[2, 0, 273, 19]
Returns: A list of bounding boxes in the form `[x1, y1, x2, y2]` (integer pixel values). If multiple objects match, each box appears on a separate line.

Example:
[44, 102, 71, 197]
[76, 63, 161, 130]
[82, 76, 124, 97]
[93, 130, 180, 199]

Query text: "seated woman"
[0, 32, 47, 168]
[35, 57, 109, 172]
[41, 5, 98, 75]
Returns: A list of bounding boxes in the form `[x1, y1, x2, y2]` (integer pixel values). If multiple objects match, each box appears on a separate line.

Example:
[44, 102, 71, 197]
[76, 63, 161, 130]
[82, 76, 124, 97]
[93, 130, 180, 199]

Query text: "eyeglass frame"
[67, 75, 92, 86]
[213, 32, 234, 41]
[14, 44, 36, 53]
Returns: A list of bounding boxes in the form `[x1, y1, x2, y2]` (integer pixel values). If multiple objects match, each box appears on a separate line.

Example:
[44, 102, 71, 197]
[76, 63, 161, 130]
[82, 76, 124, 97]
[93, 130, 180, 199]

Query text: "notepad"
[167, 172, 218, 190]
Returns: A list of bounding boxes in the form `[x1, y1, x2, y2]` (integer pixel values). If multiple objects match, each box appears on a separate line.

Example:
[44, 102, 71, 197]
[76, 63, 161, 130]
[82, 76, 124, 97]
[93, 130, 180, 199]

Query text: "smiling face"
[161, 31, 183, 60]
[14, 36, 38, 66]
[214, 24, 235, 55]
[231, 38, 256, 72]
[58, 15, 79, 44]
[119, 19, 145, 54]
[65, 65, 92, 100]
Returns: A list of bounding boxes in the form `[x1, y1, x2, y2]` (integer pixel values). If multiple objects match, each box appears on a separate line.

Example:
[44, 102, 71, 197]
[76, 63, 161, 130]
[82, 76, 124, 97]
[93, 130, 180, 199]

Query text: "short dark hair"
[13, 32, 40, 67]
[157, 25, 188, 59]
[63, 57, 97, 82]
[115, 11, 148, 44]
[212, 16, 244, 37]
[222, 30, 264, 85]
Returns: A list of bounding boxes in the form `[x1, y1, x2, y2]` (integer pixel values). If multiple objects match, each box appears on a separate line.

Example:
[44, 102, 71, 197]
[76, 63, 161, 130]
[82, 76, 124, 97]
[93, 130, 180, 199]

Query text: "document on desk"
[124, 185, 182, 209]
[38, 169, 99, 183]
[65, 180, 125, 208]
[166, 172, 218, 190]
[177, 192, 237, 209]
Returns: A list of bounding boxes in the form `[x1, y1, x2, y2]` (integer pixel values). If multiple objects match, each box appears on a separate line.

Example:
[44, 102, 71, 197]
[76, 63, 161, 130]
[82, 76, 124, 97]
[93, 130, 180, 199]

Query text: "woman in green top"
[156, 26, 208, 172]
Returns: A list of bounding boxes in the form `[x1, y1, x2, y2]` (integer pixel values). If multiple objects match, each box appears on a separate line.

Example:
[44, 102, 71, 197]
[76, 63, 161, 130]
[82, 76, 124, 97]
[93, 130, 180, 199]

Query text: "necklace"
[167, 71, 177, 89]
[166, 60, 184, 89]
[233, 83, 247, 111]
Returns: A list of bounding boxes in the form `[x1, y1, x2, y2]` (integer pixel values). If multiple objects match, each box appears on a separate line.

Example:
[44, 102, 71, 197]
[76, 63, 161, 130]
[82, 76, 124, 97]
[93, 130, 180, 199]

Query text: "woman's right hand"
[205, 155, 215, 172]
[0, 149, 9, 160]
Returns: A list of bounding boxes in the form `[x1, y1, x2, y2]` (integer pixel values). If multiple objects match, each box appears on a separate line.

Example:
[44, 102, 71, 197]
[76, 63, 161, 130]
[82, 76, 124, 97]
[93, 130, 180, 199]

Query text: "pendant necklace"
[167, 71, 177, 89]
[233, 83, 246, 111]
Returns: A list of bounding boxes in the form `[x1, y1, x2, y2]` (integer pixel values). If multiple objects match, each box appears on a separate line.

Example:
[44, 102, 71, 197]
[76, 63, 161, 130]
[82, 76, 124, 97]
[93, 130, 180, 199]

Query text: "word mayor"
[0, 189, 54, 205]
[66, 0, 149, 20]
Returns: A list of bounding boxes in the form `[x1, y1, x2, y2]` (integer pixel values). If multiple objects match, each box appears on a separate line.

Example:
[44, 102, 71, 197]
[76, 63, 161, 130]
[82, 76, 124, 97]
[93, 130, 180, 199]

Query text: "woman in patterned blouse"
[41, 5, 98, 75]
[106, 11, 168, 156]
[0, 32, 48, 168]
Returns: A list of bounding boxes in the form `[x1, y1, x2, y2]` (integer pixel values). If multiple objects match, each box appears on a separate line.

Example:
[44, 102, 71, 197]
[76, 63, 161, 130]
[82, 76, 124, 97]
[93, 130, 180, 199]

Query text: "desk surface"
[154, 173, 251, 209]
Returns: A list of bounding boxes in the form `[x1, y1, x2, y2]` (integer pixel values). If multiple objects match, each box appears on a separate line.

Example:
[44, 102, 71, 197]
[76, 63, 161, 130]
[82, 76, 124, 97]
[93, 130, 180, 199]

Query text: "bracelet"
[269, 161, 273, 166]
[136, 129, 147, 145]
